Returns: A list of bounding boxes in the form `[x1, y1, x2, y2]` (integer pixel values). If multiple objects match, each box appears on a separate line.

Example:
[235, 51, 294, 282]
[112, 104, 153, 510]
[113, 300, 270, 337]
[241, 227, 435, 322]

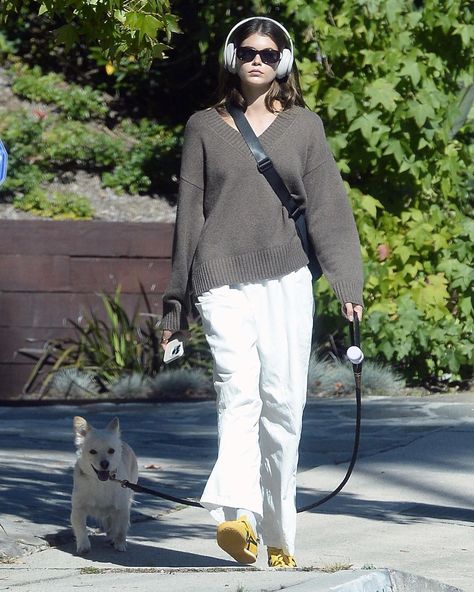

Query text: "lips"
[92, 465, 110, 481]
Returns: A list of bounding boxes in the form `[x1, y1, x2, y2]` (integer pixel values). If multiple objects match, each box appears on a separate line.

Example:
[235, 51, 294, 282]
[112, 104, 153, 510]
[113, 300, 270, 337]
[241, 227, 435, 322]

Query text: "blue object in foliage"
[0, 139, 7, 185]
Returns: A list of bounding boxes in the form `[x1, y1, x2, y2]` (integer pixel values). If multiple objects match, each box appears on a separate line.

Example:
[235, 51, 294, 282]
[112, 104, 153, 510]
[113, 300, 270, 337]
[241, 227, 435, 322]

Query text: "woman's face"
[236, 32, 280, 88]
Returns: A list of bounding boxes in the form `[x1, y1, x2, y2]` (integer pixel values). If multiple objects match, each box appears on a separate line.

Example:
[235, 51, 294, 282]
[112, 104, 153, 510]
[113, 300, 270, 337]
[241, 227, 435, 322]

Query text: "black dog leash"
[110, 314, 363, 512]
[109, 474, 202, 507]
[297, 312, 363, 512]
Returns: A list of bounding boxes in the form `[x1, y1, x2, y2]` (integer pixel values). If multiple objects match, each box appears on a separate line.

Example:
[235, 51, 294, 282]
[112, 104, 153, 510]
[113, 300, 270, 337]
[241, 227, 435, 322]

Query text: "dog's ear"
[106, 417, 120, 433]
[73, 416, 89, 446]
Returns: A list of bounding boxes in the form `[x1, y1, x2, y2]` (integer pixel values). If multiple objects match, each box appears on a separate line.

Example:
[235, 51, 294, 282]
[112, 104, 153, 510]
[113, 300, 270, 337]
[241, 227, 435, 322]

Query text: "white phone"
[163, 337, 185, 364]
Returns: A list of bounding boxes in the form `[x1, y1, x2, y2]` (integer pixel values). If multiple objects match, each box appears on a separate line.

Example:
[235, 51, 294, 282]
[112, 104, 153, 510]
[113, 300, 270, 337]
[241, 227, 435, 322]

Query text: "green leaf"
[124, 11, 141, 31]
[360, 194, 383, 218]
[366, 79, 401, 111]
[383, 139, 405, 164]
[460, 297, 472, 317]
[56, 24, 79, 52]
[165, 14, 181, 34]
[141, 15, 161, 39]
[399, 60, 421, 86]
[348, 110, 382, 140]
[385, 0, 403, 24]
[407, 100, 435, 127]
[395, 245, 412, 264]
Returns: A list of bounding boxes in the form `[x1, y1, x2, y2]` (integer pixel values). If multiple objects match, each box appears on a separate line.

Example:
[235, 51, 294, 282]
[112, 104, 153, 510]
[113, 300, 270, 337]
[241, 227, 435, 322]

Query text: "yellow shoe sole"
[217, 517, 258, 564]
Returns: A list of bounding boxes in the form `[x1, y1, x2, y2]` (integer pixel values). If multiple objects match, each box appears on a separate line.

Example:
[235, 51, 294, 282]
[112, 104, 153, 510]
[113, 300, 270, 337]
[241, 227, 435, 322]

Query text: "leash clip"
[108, 473, 128, 488]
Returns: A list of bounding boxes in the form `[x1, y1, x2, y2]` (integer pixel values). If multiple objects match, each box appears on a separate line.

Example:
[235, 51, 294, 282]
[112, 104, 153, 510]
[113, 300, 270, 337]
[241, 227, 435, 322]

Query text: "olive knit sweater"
[161, 105, 364, 331]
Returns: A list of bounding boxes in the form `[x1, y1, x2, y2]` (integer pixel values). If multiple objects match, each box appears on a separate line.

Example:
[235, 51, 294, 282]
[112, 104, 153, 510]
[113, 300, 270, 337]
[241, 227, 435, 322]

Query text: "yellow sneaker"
[216, 516, 258, 564]
[267, 546, 297, 568]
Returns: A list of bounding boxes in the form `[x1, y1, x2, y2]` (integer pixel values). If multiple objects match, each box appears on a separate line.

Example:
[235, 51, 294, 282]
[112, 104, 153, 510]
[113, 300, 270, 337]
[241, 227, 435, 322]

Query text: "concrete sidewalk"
[0, 392, 473, 591]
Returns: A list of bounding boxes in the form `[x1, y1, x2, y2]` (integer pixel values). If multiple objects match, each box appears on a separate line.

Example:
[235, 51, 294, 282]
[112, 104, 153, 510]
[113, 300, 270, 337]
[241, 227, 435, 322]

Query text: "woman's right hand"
[160, 330, 173, 352]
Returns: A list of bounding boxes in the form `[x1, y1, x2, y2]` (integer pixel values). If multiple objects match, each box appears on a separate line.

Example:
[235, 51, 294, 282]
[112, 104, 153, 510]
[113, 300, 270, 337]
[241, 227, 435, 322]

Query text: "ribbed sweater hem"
[192, 238, 309, 296]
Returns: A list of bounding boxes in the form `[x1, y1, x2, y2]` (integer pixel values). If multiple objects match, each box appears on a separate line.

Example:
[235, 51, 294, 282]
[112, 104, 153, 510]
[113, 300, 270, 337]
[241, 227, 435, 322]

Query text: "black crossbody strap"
[227, 103, 321, 279]
[227, 103, 301, 220]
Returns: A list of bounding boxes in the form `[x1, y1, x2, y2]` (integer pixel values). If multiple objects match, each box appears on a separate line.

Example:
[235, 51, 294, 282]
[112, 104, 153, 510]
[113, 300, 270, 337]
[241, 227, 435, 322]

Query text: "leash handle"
[349, 310, 360, 348]
[347, 311, 363, 371]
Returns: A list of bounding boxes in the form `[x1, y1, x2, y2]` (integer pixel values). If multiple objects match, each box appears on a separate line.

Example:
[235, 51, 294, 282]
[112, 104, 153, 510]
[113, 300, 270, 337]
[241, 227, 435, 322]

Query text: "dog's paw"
[113, 541, 127, 552]
[76, 540, 91, 555]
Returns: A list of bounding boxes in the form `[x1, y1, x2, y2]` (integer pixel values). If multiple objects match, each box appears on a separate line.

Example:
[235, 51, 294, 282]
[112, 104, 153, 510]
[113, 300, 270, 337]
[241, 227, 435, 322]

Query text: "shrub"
[41, 120, 125, 169]
[279, 0, 473, 384]
[11, 64, 109, 120]
[1, 74, 181, 199]
[0, 30, 15, 56]
[102, 118, 182, 194]
[14, 188, 94, 219]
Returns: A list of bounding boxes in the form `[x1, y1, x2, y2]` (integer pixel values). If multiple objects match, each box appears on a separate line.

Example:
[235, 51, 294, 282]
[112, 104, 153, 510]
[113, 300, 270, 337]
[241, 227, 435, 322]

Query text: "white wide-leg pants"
[196, 266, 314, 555]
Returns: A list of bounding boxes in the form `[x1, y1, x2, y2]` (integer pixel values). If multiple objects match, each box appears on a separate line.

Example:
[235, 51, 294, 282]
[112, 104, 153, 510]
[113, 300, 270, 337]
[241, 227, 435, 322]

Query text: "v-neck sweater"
[161, 105, 364, 331]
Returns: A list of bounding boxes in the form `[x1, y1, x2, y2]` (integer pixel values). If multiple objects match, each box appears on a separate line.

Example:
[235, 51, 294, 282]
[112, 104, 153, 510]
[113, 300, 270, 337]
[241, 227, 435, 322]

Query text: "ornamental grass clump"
[46, 368, 100, 398]
[308, 355, 405, 397]
[19, 286, 213, 399]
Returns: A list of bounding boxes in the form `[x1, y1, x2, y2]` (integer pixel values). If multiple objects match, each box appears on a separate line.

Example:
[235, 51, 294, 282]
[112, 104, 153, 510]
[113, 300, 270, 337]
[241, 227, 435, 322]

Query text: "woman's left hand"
[343, 303, 363, 322]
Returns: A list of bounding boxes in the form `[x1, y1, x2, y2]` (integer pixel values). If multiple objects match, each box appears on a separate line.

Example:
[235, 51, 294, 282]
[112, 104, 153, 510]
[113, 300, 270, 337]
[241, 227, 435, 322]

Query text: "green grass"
[79, 566, 105, 575]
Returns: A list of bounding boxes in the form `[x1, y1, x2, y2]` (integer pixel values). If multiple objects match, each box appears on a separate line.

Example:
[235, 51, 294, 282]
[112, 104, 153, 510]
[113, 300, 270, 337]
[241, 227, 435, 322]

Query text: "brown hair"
[213, 18, 306, 114]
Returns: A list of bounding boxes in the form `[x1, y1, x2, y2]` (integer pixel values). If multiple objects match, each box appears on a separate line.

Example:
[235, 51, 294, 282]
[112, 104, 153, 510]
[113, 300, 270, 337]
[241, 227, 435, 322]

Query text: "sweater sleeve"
[303, 114, 364, 306]
[161, 116, 205, 331]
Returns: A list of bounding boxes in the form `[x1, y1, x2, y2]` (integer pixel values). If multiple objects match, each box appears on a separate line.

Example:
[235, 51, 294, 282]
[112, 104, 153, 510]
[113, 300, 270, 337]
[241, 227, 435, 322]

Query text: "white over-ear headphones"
[223, 16, 294, 80]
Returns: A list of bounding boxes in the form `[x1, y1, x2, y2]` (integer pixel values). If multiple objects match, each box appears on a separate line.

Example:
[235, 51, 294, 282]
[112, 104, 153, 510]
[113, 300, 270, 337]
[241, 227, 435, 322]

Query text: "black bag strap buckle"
[257, 157, 273, 173]
[289, 204, 301, 220]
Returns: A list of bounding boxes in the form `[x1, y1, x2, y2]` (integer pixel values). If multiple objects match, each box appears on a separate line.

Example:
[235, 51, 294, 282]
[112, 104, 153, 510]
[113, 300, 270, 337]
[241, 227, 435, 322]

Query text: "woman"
[160, 16, 364, 568]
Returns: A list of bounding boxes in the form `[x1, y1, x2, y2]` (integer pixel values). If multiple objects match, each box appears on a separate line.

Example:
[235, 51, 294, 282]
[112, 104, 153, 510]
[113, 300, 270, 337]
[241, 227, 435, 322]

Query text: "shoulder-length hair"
[213, 18, 306, 114]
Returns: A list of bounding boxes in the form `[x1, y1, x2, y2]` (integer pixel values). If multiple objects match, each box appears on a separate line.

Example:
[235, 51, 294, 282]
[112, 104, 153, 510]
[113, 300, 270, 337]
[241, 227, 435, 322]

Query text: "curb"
[280, 569, 464, 591]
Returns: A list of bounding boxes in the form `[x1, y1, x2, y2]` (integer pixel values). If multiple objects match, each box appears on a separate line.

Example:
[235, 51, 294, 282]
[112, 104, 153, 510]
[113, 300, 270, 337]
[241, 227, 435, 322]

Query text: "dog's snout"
[100, 460, 109, 470]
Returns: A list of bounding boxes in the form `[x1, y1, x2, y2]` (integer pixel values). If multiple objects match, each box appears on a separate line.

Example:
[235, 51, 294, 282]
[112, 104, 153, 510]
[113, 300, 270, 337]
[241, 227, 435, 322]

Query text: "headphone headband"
[223, 17, 294, 79]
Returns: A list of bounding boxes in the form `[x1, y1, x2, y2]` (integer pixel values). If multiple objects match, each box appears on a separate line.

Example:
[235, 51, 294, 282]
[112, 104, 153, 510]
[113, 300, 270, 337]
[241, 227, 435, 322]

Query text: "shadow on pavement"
[1, 398, 473, 548]
[46, 533, 236, 568]
[296, 486, 474, 524]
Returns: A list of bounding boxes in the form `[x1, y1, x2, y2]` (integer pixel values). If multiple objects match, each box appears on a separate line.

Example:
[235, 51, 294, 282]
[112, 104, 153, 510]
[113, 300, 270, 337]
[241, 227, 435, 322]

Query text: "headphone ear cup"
[224, 42, 237, 73]
[276, 48, 293, 79]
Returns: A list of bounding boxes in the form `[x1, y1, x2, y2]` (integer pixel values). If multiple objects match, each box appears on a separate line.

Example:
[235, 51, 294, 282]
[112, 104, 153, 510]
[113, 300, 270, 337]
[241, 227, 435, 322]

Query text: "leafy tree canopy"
[0, 0, 181, 66]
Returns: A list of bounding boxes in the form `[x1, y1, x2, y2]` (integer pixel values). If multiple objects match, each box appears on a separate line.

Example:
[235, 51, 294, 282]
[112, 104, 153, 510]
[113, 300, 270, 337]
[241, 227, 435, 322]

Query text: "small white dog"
[71, 416, 138, 554]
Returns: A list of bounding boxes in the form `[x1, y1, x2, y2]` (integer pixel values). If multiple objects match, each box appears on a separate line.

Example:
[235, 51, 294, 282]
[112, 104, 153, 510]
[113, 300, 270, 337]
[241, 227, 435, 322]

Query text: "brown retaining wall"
[0, 220, 173, 398]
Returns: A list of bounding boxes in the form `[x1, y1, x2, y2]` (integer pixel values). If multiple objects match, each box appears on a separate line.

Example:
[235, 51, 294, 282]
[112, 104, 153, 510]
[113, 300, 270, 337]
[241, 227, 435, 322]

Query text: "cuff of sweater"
[160, 308, 189, 332]
[332, 280, 364, 307]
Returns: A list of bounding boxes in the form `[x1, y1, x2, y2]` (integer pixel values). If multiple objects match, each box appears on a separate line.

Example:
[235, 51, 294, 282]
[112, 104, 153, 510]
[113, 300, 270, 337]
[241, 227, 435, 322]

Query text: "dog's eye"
[108, 448, 115, 454]
[89, 449, 97, 455]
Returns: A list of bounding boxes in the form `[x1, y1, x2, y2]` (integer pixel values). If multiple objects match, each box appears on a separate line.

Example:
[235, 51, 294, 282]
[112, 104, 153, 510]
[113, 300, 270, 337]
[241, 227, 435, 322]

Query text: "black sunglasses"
[236, 46, 281, 65]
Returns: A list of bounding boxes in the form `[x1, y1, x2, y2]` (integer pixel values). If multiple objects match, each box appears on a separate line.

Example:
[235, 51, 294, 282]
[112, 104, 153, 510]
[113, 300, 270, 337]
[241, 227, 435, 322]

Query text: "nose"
[252, 52, 262, 64]
[100, 460, 109, 470]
